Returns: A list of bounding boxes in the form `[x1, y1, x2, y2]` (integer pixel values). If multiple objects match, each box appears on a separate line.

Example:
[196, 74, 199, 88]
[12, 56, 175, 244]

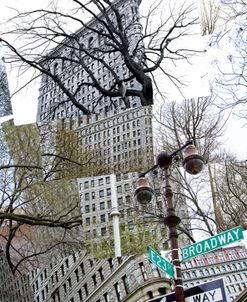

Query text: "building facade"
[0, 250, 32, 302]
[181, 245, 247, 301]
[36, 0, 144, 125]
[29, 251, 172, 302]
[77, 172, 169, 257]
[36, 0, 154, 173]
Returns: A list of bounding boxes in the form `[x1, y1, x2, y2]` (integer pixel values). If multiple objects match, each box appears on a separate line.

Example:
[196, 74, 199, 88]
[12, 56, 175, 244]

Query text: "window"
[152, 265, 160, 277]
[228, 252, 237, 260]
[54, 271, 58, 283]
[92, 274, 97, 287]
[63, 283, 67, 295]
[65, 259, 69, 269]
[100, 214, 106, 223]
[84, 284, 88, 297]
[139, 262, 148, 281]
[100, 202, 105, 210]
[85, 205, 90, 213]
[108, 258, 114, 270]
[218, 254, 225, 262]
[92, 204, 96, 211]
[103, 292, 109, 302]
[196, 258, 204, 266]
[114, 282, 121, 301]
[192, 271, 197, 278]
[106, 176, 110, 184]
[101, 227, 107, 236]
[147, 291, 153, 299]
[51, 275, 54, 285]
[185, 272, 190, 279]
[78, 289, 83, 302]
[106, 188, 111, 196]
[128, 221, 134, 230]
[122, 275, 130, 294]
[99, 267, 104, 281]
[61, 265, 65, 276]
[124, 184, 130, 192]
[86, 217, 90, 225]
[85, 193, 89, 200]
[125, 195, 131, 203]
[99, 190, 104, 198]
[158, 287, 167, 296]
[226, 276, 231, 282]
[68, 277, 72, 289]
[215, 266, 220, 273]
[118, 197, 123, 205]
[207, 255, 215, 264]
[117, 186, 122, 193]
[98, 178, 104, 186]
[80, 263, 85, 275]
[107, 200, 112, 208]
[75, 269, 79, 282]
[238, 250, 247, 258]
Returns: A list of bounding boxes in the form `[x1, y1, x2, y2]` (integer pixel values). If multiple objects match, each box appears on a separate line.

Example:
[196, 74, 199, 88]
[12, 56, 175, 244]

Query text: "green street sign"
[181, 226, 244, 261]
[148, 246, 174, 278]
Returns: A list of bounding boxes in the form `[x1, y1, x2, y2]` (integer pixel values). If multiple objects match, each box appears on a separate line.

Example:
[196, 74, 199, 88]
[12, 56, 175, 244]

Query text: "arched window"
[158, 287, 167, 295]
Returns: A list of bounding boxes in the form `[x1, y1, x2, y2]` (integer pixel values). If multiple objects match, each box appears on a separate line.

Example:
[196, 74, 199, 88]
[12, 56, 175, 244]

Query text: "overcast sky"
[0, 0, 246, 159]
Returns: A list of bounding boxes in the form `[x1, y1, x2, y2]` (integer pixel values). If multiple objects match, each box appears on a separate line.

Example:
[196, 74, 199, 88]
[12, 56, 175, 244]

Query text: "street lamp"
[134, 140, 204, 302]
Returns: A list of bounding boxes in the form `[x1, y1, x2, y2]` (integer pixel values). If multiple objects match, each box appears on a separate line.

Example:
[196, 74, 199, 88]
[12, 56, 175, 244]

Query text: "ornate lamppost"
[134, 140, 204, 302]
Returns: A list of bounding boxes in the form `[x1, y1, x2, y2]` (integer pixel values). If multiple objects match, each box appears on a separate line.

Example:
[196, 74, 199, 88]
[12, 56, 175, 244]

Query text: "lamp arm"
[170, 139, 193, 158]
[138, 140, 193, 178]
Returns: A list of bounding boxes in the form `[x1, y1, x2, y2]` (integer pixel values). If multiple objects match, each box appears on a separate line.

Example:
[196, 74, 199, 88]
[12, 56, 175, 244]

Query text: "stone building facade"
[36, 0, 154, 173]
[0, 250, 32, 302]
[36, 0, 144, 125]
[29, 251, 172, 302]
[77, 172, 168, 257]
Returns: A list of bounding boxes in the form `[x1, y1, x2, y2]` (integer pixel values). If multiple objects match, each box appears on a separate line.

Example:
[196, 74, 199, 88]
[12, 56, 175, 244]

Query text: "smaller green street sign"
[181, 226, 244, 261]
[148, 246, 174, 278]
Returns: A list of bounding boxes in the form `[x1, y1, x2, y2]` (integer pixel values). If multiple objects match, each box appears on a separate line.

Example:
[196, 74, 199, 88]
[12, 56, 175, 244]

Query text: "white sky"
[0, 0, 246, 159]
